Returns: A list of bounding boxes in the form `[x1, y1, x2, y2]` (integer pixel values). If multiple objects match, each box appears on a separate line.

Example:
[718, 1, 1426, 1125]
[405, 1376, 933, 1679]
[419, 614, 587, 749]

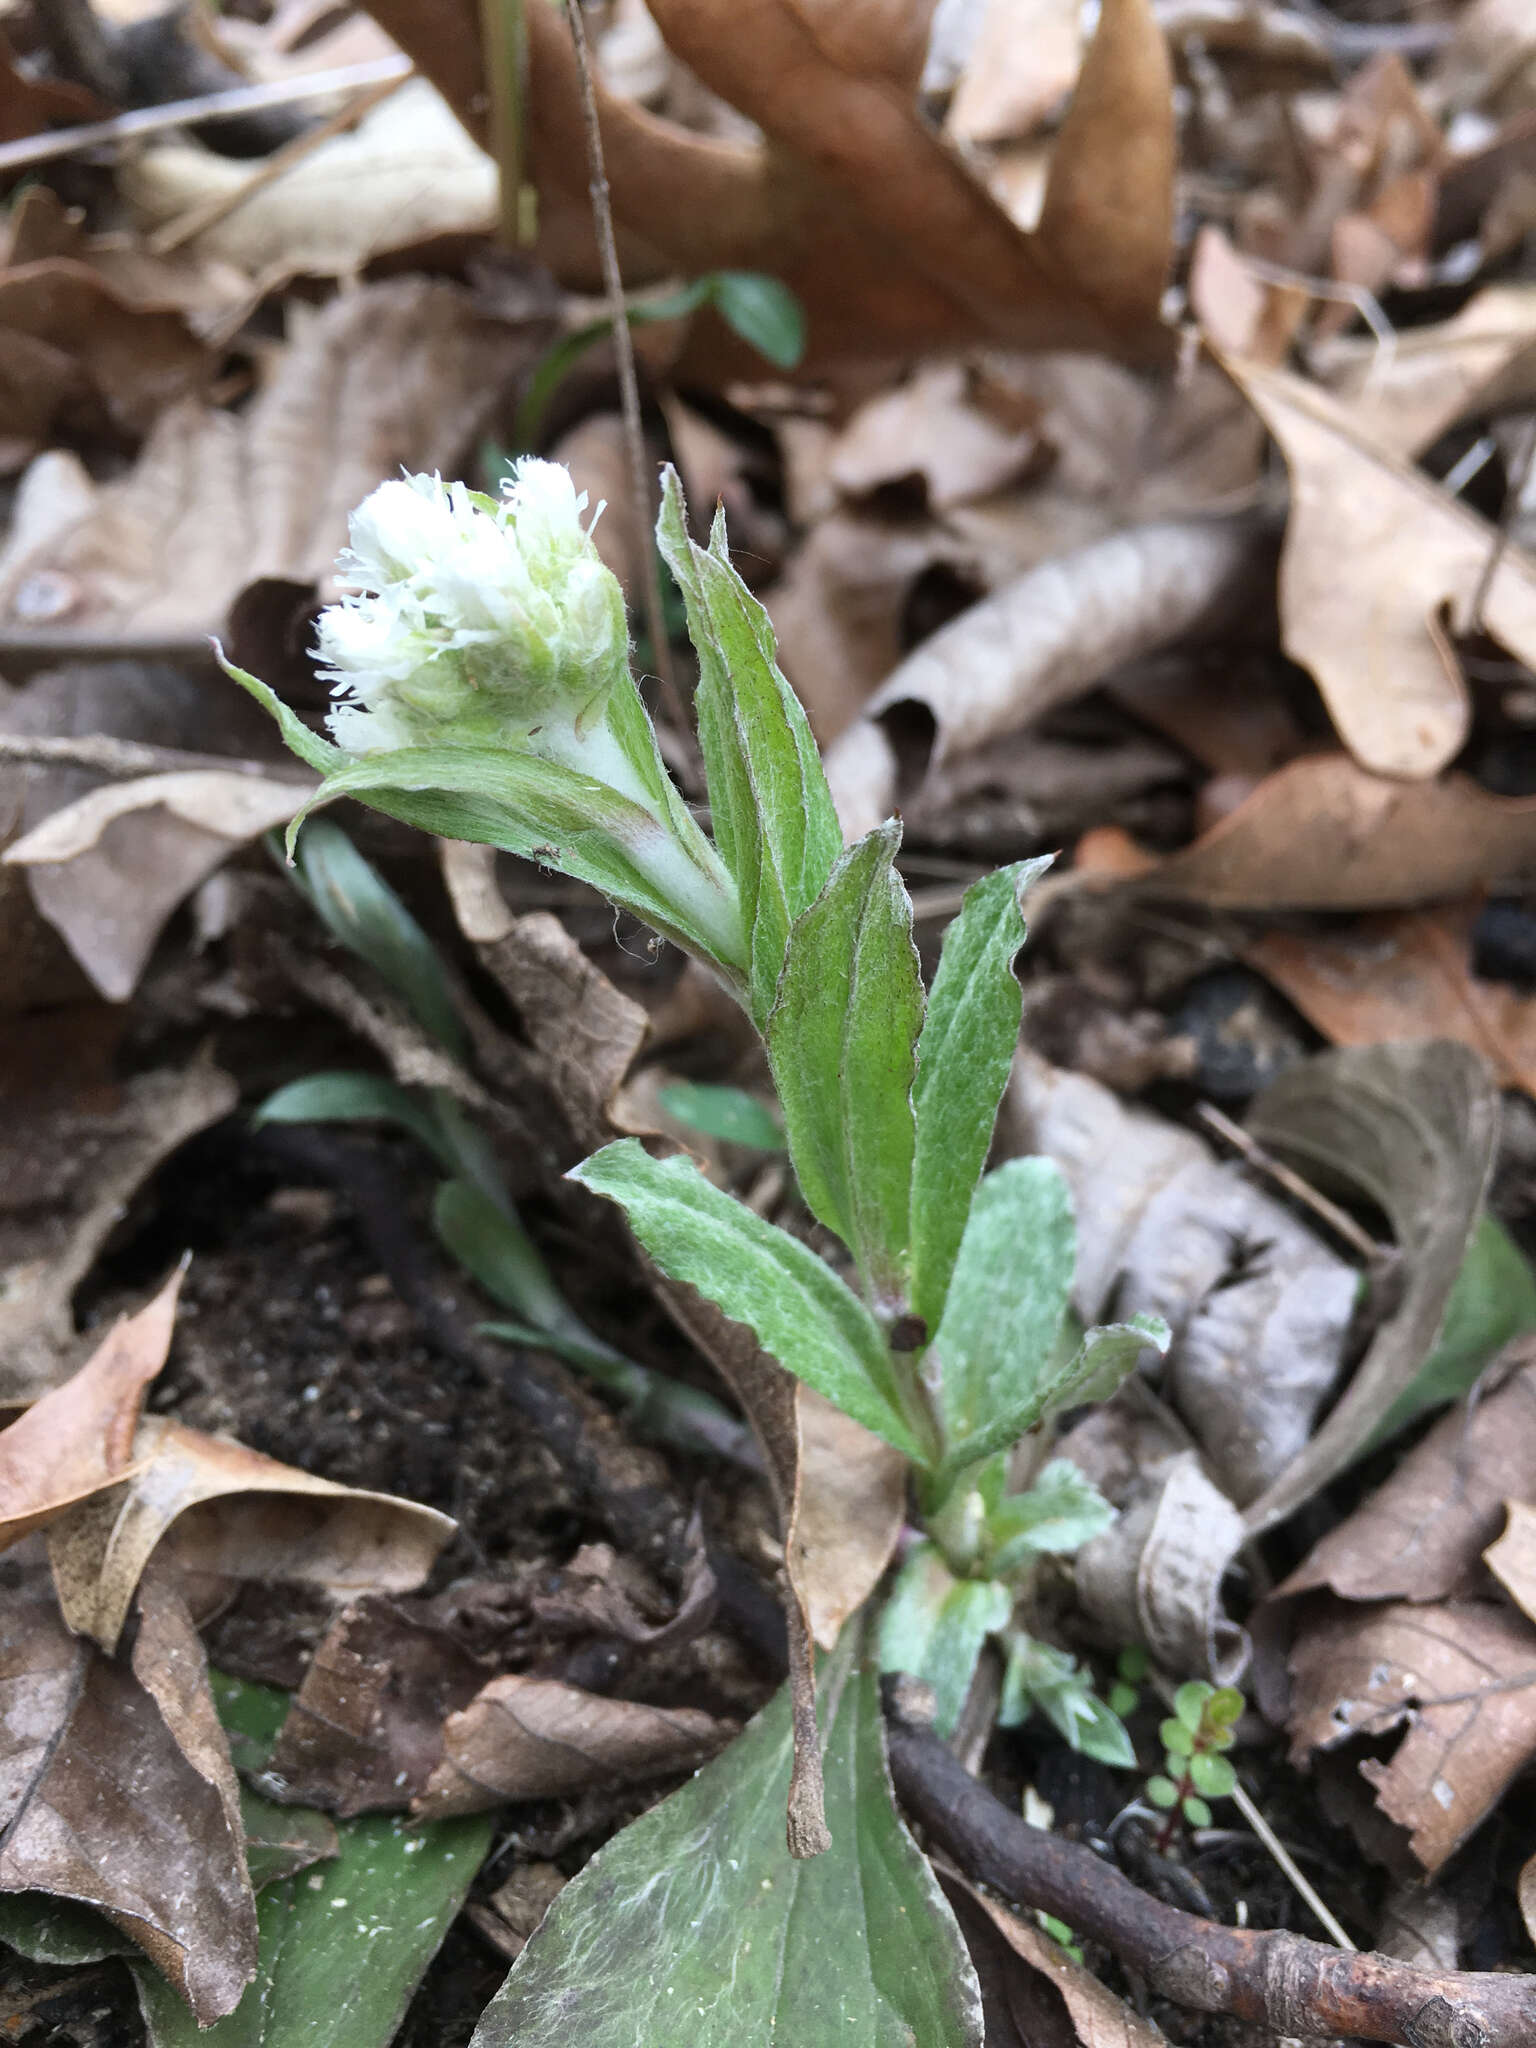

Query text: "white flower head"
[316, 460, 629, 754]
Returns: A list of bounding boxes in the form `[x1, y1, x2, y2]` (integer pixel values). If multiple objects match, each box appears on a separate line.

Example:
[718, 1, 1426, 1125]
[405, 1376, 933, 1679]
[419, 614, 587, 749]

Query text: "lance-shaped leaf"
[658, 469, 842, 1022]
[569, 1140, 926, 1461]
[910, 858, 1051, 1337]
[1032, 1313, 1170, 1422]
[878, 1543, 1012, 1740]
[468, 1625, 983, 2048]
[256, 1072, 456, 1173]
[767, 823, 923, 1306]
[930, 1155, 1076, 1475]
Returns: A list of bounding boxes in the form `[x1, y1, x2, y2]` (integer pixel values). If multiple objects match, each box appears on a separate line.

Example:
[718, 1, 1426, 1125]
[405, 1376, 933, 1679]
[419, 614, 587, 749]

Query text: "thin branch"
[0, 56, 412, 175]
[886, 1704, 1536, 2046]
[1195, 1100, 1382, 1264]
[561, 0, 688, 740]
[0, 733, 314, 780]
[1228, 1778, 1355, 1954]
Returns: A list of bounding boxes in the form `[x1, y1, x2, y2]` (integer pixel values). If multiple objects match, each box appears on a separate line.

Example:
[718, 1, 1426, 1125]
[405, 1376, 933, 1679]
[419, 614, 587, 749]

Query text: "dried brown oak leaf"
[1485, 1498, 1536, 1625]
[1288, 1597, 1536, 1878]
[413, 1675, 730, 1819]
[369, 0, 1175, 369]
[1218, 350, 1536, 781]
[0, 1564, 257, 2021]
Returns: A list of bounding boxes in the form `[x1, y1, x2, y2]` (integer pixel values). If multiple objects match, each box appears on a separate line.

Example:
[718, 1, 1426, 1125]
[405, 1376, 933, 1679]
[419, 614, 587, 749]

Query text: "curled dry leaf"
[825, 516, 1262, 838]
[1075, 753, 1536, 911]
[372, 0, 1174, 368]
[1279, 1343, 1536, 1606]
[1247, 905, 1536, 1102]
[0, 1266, 181, 1548]
[0, 1052, 236, 1400]
[0, 1564, 256, 2022]
[1217, 351, 1536, 780]
[44, 1414, 455, 1653]
[1242, 1040, 1499, 1534]
[4, 767, 313, 1001]
[1288, 1597, 1536, 1878]
[1485, 1499, 1536, 1627]
[414, 1677, 730, 1819]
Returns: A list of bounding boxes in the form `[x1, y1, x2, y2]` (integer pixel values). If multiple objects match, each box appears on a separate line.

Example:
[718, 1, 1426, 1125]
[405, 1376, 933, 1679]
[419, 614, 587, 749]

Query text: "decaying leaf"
[0, 1565, 257, 2022]
[4, 767, 313, 1000]
[1485, 1498, 1536, 1627]
[1279, 1343, 1536, 1605]
[1075, 752, 1536, 910]
[415, 1676, 731, 1819]
[1247, 905, 1536, 1102]
[825, 516, 1262, 837]
[1288, 1597, 1536, 1878]
[0, 1052, 236, 1400]
[372, 0, 1175, 368]
[44, 1414, 455, 1653]
[1218, 351, 1536, 780]
[1243, 1040, 1500, 1534]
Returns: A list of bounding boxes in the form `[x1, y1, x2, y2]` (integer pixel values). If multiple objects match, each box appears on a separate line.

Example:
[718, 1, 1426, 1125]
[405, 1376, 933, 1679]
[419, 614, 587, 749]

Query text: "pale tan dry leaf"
[1484, 1498, 1536, 1627]
[1432, 0, 1536, 120]
[1280, 1347, 1536, 1607]
[1074, 753, 1536, 910]
[118, 81, 497, 283]
[1247, 906, 1536, 1101]
[0, 1056, 236, 1401]
[1220, 352, 1536, 779]
[372, 0, 1175, 368]
[1288, 1597, 1536, 1877]
[826, 515, 1261, 837]
[947, 0, 1082, 146]
[413, 1675, 730, 1818]
[45, 1414, 455, 1654]
[827, 362, 1045, 510]
[1521, 1850, 1536, 1948]
[1188, 223, 1309, 366]
[0, 1565, 256, 2022]
[3, 768, 312, 1001]
[0, 1268, 181, 1548]
[792, 1389, 907, 1651]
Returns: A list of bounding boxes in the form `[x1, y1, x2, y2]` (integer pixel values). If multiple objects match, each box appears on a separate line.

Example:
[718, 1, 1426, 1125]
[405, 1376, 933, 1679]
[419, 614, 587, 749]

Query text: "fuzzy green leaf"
[985, 1459, 1116, 1576]
[877, 1544, 1012, 1740]
[998, 1635, 1134, 1767]
[657, 469, 841, 1022]
[255, 1072, 454, 1171]
[767, 823, 923, 1302]
[1030, 1311, 1171, 1425]
[930, 1157, 1075, 1476]
[569, 1139, 924, 1459]
[656, 1081, 785, 1152]
[221, 653, 343, 776]
[909, 859, 1050, 1333]
[470, 1627, 982, 2048]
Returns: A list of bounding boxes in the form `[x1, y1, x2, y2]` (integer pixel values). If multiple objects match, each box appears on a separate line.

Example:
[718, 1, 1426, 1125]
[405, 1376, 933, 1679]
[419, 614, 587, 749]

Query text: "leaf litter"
[14, 0, 1536, 2043]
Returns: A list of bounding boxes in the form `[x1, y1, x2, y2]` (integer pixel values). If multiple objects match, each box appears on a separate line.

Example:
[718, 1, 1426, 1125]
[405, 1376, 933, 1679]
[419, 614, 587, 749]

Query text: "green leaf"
[656, 1080, 785, 1152]
[1188, 1751, 1237, 1800]
[877, 1544, 1012, 1740]
[1181, 1795, 1213, 1829]
[432, 1177, 615, 1357]
[1160, 1719, 1195, 1758]
[255, 1072, 456, 1173]
[998, 1635, 1134, 1767]
[470, 1627, 982, 2048]
[285, 742, 747, 984]
[1207, 1686, 1244, 1728]
[1117, 1645, 1150, 1683]
[1043, 1688, 1136, 1769]
[1029, 1311, 1170, 1426]
[909, 859, 1051, 1334]
[930, 1157, 1075, 1476]
[705, 271, 806, 369]
[290, 819, 465, 1057]
[984, 1459, 1116, 1575]
[1146, 1776, 1179, 1809]
[569, 1139, 925, 1459]
[1174, 1681, 1212, 1733]
[221, 652, 344, 777]
[1107, 1681, 1139, 1718]
[656, 468, 841, 1022]
[767, 823, 923, 1302]
[134, 1811, 491, 2048]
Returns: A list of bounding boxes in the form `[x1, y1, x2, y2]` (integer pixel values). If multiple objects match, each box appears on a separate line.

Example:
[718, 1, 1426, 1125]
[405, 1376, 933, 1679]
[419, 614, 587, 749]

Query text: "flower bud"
[316, 462, 629, 755]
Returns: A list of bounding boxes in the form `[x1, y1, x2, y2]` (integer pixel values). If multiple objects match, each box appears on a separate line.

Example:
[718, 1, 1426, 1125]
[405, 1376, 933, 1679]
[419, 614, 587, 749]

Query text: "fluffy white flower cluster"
[316, 461, 629, 755]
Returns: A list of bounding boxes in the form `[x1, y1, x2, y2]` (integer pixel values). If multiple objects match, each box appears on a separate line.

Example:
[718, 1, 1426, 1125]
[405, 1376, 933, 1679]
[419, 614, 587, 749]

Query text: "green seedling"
[1146, 1679, 1243, 1845]
[231, 455, 1169, 2041]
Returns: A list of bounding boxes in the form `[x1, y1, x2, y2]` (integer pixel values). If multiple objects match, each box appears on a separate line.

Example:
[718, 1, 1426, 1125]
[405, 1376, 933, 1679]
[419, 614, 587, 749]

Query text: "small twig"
[1196, 1101, 1382, 1264]
[561, 0, 687, 740]
[147, 69, 411, 255]
[0, 55, 412, 175]
[886, 1704, 1536, 2045]
[1468, 415, 1536, 635]
[478, 0, 535, 247]
[0, 733, 314, 780]
[1228, 1778, 1355, 1952]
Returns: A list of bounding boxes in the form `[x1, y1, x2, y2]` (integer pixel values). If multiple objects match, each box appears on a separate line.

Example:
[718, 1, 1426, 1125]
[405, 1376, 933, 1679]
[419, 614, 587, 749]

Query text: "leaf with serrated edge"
[1028, 1313, 1170, 1429]
[767, 823, 922, 1305]
[569, 1141, 922, 1460]
[657, 468, 841, 1022]
[468, 1625, 983, 2048]
[987, 1459, 1116, 1576]
[911, 858, 1051, 1336]
[931, 1156, 1075, 1475]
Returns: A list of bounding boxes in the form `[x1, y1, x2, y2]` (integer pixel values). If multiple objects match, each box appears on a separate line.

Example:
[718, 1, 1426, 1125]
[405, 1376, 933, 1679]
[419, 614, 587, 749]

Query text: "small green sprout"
[1108, 1644, 1149, 1721]
[1146, 1680, 1243, 1843]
